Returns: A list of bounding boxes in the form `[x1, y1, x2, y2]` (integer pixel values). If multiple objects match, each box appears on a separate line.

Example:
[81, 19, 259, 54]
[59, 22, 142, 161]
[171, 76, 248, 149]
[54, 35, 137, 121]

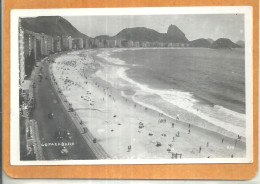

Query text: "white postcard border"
[10, 6, 253, 165]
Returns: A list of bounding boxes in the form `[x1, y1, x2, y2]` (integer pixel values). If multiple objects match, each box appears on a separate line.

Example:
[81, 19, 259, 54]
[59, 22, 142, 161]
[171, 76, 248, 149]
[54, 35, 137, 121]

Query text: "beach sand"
[51, 49, 246, 159]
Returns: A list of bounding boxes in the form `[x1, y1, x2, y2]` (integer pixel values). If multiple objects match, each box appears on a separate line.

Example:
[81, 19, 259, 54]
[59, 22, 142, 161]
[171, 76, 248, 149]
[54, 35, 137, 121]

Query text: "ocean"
[95, 48, 246, 137]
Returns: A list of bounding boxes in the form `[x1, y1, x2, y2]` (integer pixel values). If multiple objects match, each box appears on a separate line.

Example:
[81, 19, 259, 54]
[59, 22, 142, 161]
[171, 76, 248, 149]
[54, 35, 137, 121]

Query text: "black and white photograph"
[11, 7, 253, 165]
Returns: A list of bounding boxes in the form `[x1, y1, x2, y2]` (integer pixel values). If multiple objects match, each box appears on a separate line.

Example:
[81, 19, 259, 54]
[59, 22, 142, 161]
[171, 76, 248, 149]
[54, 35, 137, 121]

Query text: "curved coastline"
[51, 48, 246, 159]
[94, 48, 246, 138]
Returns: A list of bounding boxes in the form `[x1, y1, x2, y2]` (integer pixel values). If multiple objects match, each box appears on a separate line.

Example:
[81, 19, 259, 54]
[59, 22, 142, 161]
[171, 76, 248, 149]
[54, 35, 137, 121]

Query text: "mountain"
[236, 40, 245, 48]
[21, 16, 89, 38]
[212, 38, 241, 49]
[114, 27, 161, 42]
[190, 38, 212, 48]
[161, 25, 189, 43]
[113, 25, 189, 43]
[21, 17, 242, 49]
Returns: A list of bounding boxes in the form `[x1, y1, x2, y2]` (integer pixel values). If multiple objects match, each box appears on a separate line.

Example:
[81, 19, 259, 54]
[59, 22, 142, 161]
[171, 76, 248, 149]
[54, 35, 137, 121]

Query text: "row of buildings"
[92, 39, 190, 48]
[19, 22, 87, 86]
[20, 30, 86, 61]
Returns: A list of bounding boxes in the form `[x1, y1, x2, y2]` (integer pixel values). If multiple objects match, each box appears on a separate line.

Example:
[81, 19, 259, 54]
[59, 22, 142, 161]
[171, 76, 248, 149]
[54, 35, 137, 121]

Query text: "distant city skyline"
[64, 14, 244, 42]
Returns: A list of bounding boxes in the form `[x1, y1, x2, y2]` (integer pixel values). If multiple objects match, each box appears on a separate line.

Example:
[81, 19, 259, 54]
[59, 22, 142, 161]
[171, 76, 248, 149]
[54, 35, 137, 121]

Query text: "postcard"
[10, 7, 253, 166]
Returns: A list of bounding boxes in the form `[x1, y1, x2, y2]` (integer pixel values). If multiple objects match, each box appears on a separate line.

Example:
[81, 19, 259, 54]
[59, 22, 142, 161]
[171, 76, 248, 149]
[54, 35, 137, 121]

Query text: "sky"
[64, 14, 244, 42]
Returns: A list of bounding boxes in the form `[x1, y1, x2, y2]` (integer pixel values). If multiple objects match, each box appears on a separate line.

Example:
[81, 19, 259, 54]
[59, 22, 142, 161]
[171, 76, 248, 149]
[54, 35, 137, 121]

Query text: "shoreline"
[91, 49, 246, 142]
[109, 47, 245, 115]
[91, 58, 246, 145]
[94, 48, 246, 139]
[51, 49, 246, 159]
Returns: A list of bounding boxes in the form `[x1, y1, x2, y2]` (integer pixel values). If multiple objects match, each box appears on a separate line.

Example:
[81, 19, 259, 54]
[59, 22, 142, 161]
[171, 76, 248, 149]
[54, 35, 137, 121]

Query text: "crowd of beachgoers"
[51, 49, 246, 160]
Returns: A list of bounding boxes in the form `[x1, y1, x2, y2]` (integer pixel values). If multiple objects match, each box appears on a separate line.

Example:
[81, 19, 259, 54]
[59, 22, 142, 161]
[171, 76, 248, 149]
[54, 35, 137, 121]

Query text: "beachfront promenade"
[30, 53, 106, 160]
[49, 59, 110, 159]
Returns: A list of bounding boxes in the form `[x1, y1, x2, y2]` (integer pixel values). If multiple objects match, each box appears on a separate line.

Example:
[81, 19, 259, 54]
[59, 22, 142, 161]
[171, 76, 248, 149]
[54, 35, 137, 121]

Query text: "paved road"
[32, 56, 96, 160]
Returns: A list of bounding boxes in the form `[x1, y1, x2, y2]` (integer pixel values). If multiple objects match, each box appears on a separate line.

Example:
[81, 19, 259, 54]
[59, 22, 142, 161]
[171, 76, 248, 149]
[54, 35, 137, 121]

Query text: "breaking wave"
[117, 67, 246, 137]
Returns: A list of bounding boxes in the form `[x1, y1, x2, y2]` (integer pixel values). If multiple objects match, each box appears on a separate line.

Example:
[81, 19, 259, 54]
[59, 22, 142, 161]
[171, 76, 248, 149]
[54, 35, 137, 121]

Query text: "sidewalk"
[21, 102, 44, 160]
[20, 59, 45, 160]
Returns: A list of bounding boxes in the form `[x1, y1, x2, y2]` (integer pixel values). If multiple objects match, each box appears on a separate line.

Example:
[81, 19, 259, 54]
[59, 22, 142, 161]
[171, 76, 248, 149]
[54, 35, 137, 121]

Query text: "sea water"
[95, 48, 246, 138]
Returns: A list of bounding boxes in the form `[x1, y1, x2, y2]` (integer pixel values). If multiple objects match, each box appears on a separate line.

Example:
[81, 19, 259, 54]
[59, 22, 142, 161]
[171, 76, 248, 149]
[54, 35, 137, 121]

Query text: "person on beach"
[39, 73, 43, 82]
[222, 138, 224, 143]
[176, 114, 180, 121]
[188, 129, 190, 134]
[172, 122, 174, 128]
[172, 153, 175, 159]
[82, 127, 87, 134]
[176, 131, 180, 137]
[199, 146, 202, 153]
[93, 138, 97, 143]
[238, 134, 241, 141]
[127, 145, 132, 152]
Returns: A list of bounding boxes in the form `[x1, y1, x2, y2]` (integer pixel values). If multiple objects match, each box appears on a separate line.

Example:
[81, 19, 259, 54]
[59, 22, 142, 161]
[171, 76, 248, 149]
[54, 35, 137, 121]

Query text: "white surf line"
[116, 66, 245, 138]
[96, 49, 246, 139]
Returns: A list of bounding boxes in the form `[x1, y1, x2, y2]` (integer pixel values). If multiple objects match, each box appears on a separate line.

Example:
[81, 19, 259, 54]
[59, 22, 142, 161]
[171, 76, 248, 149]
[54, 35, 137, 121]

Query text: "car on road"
[63, 130, 72, 140]
[59, 146, 69, 156]
[48, 112, 54, 119]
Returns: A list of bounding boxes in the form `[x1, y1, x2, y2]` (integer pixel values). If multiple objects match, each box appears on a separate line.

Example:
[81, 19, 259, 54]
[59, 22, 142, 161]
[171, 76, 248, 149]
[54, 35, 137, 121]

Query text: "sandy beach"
[51, 49, 246, 159]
